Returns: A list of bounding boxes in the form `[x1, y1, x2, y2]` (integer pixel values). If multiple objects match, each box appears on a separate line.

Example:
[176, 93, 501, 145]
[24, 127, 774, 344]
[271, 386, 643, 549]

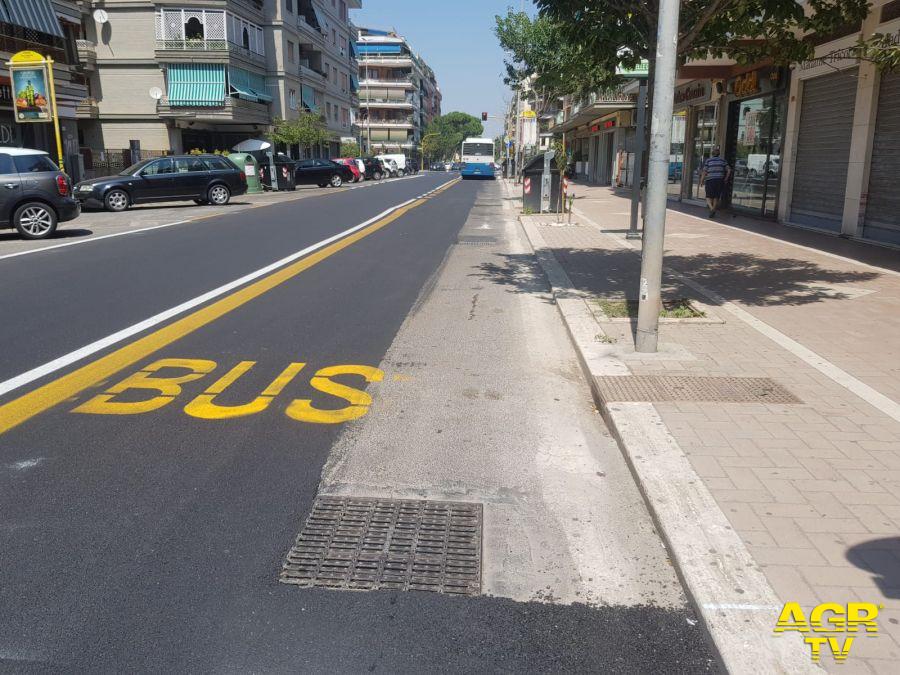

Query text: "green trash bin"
[227, 152, 262, 194]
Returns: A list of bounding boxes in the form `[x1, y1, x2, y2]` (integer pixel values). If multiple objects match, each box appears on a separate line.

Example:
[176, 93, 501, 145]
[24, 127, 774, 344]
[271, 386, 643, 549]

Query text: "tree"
[422, 112, 484, 161]
[533, 0, 875, 73]
[340, 141, 361, 157]
[270, 111, 331, 152]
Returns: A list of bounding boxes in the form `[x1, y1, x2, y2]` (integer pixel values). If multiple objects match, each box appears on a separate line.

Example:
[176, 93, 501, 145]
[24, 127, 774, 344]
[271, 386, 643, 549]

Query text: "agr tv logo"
[774, 602, 881, 663]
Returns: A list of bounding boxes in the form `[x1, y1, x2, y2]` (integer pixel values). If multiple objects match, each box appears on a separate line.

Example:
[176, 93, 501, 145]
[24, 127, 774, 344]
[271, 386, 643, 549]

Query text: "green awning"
[167, 63, 225, 106]
[301, 84, 318, 112]
[0, 0, 63, 39]
[350, 74, 359, 92]
[228, 66, 272, 103]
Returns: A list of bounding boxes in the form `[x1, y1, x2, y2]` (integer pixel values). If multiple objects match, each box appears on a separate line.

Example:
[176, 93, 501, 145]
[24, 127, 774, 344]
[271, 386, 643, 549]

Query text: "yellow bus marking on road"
[0, 178, 459, 436]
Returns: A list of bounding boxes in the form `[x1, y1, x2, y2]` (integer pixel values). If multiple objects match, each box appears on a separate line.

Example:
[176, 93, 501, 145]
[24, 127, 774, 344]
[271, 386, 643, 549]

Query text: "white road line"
[0, 182, 454, 399]
[0, 173, 428, 263]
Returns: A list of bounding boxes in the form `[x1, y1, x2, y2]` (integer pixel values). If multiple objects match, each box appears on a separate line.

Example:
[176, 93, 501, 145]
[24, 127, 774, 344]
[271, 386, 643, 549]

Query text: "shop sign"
[674, 80, 712, 107]
[732, 70, 760, 98]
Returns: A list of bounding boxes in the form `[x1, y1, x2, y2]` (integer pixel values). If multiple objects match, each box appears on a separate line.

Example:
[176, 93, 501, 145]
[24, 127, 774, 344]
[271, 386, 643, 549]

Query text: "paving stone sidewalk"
[522, 182, 900, 673]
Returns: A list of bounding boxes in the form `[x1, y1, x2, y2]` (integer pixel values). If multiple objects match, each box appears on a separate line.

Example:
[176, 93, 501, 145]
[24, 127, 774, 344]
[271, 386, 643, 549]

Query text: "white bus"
[460, 137, 495, 179]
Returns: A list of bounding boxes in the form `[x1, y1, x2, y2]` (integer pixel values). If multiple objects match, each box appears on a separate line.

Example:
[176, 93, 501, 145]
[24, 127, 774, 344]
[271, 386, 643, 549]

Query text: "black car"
[75, 155, 247, 212]
[0, 148, 80, 240]
[360, 157, 385, 181]
[293, 159, 354, 188]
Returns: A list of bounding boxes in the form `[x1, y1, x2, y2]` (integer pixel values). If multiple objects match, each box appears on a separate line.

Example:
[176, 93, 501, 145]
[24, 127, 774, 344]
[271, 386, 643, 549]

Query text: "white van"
[376, 154, 408, 177]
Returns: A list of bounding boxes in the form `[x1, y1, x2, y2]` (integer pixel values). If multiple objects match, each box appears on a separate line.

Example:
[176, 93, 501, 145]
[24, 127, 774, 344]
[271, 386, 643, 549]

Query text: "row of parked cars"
[0, 148, 417, 240]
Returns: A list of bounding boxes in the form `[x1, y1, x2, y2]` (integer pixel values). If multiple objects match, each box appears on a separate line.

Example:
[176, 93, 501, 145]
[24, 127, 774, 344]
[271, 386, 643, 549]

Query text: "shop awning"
[167, 63, 226, 106]
[310, 3, 328, 35]
[301, 84, 318, 112]
[554, 100, 635, 134]
[228, 66, 272, 103]
[350, 74, 359, 92]
[0, 0, 64, 38]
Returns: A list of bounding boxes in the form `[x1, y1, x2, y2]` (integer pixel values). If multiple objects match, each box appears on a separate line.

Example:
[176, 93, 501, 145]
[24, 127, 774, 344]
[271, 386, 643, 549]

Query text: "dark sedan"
[293, 159, 354, 188]
[75, 155, 247, 212]
[360, 157, 385, 181]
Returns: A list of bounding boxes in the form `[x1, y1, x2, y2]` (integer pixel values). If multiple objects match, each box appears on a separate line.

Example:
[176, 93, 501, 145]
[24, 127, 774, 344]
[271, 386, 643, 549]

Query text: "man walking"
[699, 148, 731, 217]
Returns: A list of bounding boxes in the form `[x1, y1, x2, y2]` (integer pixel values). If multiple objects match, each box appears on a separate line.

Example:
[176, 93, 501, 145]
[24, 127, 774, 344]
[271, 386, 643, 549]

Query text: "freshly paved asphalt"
[0, 174, 717, 672]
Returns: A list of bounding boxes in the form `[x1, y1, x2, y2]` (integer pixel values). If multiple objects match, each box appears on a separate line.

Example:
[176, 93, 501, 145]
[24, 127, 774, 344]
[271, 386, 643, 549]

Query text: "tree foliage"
[340, 141, 361, 157]
[534, 0, 873, 69]
[422, 112, 484, 161]
[270, 112, 331, 149]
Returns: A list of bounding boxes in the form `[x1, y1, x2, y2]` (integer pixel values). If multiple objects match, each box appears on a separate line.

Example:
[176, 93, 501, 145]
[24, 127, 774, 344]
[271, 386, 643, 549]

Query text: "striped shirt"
[703, 156, 729, 181]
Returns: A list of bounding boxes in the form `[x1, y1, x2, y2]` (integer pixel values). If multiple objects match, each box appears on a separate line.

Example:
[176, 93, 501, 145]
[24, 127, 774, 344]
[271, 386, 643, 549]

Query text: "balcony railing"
[76, 39, 96, 67]
[155, 9, 264, 57]
[360, 116, 414, 127]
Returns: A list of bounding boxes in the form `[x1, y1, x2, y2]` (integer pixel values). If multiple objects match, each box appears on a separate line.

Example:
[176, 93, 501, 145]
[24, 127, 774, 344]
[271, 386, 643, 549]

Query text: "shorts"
[705, 178, 725, 199]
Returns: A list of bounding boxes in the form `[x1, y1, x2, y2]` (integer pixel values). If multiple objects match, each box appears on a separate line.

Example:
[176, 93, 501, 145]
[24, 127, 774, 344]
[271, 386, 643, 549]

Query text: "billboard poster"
[12, 66, 52, 122]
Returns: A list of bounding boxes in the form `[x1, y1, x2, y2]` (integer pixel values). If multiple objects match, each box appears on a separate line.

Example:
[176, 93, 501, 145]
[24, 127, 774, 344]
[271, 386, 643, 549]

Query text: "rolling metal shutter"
[790, 69, 857, 231]
[863, 72, 900, 245]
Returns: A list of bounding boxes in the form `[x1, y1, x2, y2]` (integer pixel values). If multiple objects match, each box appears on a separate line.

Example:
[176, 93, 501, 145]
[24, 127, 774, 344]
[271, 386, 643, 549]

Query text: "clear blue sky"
[351, 0, 518, 139]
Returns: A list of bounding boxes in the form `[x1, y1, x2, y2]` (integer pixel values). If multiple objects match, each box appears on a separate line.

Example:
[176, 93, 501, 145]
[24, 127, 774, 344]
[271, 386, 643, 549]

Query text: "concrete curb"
[509, 187, 820, 674]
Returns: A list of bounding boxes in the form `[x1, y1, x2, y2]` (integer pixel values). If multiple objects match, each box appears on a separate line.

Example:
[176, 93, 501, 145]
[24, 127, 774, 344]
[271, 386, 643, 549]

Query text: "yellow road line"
[0, 178, 460, 436]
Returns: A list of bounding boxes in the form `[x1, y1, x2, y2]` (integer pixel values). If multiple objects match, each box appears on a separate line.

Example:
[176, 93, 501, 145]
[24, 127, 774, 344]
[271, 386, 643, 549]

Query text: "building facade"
[74, 0, 359, 169]
[0, 1, 88, 175]
[548, 0, 900, 249]
[356, 27, 440, 161]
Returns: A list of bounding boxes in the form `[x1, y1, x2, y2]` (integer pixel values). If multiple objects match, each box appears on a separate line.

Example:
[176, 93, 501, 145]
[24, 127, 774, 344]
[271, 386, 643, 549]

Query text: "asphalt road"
[0, 173, 717, 672]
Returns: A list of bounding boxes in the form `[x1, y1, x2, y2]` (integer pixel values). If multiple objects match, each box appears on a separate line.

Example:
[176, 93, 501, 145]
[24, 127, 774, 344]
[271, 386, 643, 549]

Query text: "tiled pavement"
[524, 183, 900, 673]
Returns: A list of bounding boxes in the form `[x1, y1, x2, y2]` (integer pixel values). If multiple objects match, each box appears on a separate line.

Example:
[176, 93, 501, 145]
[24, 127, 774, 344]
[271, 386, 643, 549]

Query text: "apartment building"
[75, 0, 359, 161]
[0, 1, 88, 172]
[356, 27, 441, 160]
[271, 0, 360, 158]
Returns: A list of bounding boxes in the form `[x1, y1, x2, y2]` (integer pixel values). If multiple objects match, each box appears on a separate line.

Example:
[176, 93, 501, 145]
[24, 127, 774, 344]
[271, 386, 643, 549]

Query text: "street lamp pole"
[635, 0, 681, 353]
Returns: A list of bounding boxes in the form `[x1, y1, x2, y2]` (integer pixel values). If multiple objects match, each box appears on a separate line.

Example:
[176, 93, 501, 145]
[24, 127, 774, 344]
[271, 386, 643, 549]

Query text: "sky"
[351, 0, 521, 139]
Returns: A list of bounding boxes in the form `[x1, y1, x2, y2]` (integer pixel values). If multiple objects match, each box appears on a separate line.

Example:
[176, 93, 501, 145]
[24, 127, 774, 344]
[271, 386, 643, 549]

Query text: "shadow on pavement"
[846, 537, 900, 599]
[474, 248, 881, 307]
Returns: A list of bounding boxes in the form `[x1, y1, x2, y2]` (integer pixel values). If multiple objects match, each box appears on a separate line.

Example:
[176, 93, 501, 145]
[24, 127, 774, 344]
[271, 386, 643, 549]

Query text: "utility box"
[228, 152, 262, 194]
[522, 153, 561, 213]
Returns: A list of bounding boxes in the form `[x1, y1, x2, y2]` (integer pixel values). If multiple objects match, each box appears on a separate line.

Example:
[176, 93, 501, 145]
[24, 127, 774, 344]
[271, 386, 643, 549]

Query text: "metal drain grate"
[280, 496, 482, 595]
[595, 375, 801, 404]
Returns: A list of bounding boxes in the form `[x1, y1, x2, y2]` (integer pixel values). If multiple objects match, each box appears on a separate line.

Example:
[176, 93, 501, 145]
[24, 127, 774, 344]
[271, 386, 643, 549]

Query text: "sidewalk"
[514, 181, 900, 673]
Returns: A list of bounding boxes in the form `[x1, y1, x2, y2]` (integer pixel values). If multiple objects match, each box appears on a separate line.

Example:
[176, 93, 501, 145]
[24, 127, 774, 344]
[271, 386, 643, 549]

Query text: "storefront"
[789, 68, 857, 231]
[862, 71, 900, 245]
[587, 111, 633, 186]
[724, 66, 788, 217]
[668, 80, 721, 202]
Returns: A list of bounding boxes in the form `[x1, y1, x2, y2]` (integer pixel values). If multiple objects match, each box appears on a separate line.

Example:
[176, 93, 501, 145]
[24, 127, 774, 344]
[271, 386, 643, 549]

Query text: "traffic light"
[481, 112, 488, 121]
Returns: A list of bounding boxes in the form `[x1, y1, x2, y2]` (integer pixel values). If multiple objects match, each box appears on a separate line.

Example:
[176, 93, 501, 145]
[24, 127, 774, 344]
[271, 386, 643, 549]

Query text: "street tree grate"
[280, 496, 482, 596]
[595, 375, 801, 404]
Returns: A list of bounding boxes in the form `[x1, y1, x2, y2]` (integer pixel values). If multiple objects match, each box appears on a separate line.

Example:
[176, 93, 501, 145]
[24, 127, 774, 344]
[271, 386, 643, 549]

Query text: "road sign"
[522, 109, 536, 118]
[523, 177, 531, 195]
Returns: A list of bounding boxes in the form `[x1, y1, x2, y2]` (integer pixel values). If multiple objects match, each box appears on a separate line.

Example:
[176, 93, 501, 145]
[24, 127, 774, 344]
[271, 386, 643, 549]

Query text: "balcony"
[76, 97, 99, 119]
[76, 40, 96, 69]
[358, 97, 417, 109]
[360, 116, 414, 129]
[358, 78, 416, 89]
[156, 95, 270, 124]
[155, 9, 265, 64]
[357, 54, 414, 68]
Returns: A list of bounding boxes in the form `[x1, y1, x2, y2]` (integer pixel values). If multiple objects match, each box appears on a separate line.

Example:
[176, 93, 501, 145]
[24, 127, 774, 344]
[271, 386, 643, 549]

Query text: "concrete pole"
[635, 0, 681, 353]
[627, 80, 648, 239]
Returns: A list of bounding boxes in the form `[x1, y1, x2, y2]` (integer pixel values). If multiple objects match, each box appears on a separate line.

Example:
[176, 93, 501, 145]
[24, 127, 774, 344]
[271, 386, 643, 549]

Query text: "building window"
[289, 88, 297, 109]
[326, 101, 332, 118]
[341, 73, 347, 92]
[286, 0, 293, 12]
[185, 17, 204, 40]
[340, 1, 347, 21]
[287, 40, 295, 63]
[242, 27, 250, 49]
[332, 65, 337, 82]
[332, 28, 337, 45]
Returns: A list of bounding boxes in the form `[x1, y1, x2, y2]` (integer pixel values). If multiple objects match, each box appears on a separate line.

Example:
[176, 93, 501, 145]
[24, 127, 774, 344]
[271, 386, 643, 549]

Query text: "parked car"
[381, 158, 400, 178]
[0, 148, 80, 239]
[360, 157, 385, 181]
[332, 157, 362, 182]
[376, 153, 408, 176]
[450, 162, 462, 171]
[293, 159, 353, 187]
[75, 155, 246, 212]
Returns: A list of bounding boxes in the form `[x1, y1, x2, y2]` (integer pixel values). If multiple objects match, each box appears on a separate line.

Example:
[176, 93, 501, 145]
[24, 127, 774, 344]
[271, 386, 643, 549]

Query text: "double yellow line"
[0, 178, 460, 436]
